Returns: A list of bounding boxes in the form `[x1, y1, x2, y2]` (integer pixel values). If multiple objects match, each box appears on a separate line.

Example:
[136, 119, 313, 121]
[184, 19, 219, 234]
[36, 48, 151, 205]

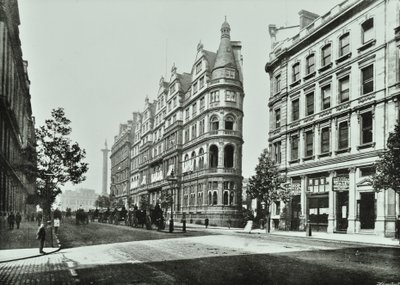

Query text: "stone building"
[59, 188, 98, 211]
[111, 20, 244, 226]
[265, 0, 400, 237]
[0, 0, 36, 214]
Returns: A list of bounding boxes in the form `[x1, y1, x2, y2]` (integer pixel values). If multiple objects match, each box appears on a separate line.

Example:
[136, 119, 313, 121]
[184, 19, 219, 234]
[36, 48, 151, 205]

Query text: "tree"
[95, 195, 111, 209]
[35, 108, 88, 222]
[371, 123, 400, 220]
[247, 148, 291, 233]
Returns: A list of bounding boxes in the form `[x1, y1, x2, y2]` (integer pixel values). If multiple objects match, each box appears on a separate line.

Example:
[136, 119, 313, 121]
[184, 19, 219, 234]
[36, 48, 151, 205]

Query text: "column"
[299, 175, 307, 231]
[384, 189, 397, 237]
[375, 190, 385, 236]
[327, 171, 335, 233]
[347, 167, 357, 233]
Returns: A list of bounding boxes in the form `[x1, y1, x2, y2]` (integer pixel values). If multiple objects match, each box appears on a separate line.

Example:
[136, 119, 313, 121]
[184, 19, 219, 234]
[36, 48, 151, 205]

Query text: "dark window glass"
[292, 99, 299, 121]
[338, 122, 349, 149]
[322, 44, 331, 66]
[321, 128, 330, 153]
[293, 63, 300, 82]
[321, 85, 331, 110]
[362, 18, 374, 43]
[291, 136, 299, 160]
[339, 33, 350, 56]
[339, 76, 350, 103]
[305, 131, 313, 157]
[361, 112, 373, 144]
[306, 93, 314, 116]
[275, 75, 281, 93]
[275, 109, 281, 128]
[306, 54, 315, 74]
[362, 65, 374, 94]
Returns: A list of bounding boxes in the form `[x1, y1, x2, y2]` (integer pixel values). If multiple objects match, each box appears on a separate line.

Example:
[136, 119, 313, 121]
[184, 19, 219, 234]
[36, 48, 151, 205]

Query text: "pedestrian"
[54, 218, 60, 234]
[36, 223, 46, 254]
[15, 212, 21, 229]
[205, 217, 209, 229]
[227, 218, 232, 229]
[7, 212, 15, 230]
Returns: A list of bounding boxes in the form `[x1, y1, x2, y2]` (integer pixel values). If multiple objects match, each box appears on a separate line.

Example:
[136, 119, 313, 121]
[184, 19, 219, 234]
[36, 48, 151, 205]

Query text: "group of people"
[3, 212, 22, 230]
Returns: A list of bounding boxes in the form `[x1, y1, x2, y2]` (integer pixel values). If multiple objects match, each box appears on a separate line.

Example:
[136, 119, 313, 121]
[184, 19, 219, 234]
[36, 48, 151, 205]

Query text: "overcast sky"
[18, 0, 341, 194]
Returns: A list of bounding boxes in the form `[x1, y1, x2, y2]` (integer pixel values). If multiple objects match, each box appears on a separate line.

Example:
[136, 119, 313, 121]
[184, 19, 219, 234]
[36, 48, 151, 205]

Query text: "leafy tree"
[95, 195, 111, 209]
[247, 148, 291, 233]
[35, 108, 88, 222]
[371, 123, 400, 216]
[139, 194, 150, 210]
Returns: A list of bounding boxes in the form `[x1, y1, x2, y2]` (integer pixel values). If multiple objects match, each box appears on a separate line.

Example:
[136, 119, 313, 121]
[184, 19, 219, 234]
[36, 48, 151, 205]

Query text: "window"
[212, 192, 218, 205]
[292, 63, 300, 82]
[321, 85, 331, 110]
[338, 121, 349, 149]
[224, 145, 234, 168]
[200, 97, 205, 110]
[305, 130, 314, 157]
[199, 119, 205, 135]
[361, 65, 373, 95]
[210, 91, 220, 102]
[339, 76, 350, 103]
[362, 18, 374, 43]
[292, 99, 299, 121]
[306, 92, 314, 116]
[199, 77, 204, 89]
[223, 191, 229, 205]
[361, 111, 373, 144]
[192, 103, 197, 116]
[170, 83, 176, 94]
[185, 128, 189, 143]
[225, 90, 236, 102]
[191, 124, 197, 139]
[210, 117, 219, 131]
[196, 61, 202, 74]
[225, 69, 235, 78]
[275, 109, 281, 128]
[291, 135, 299, 160]
[225, 116, 234, 130]
[306, 54, 315, 74]
[308, 177, 329, 193]
[339, 33, 350, 56]
[360, 167, 375, 177]
[321, 127, 330, 154]
[321, 44, 331, 66]
[173, 96, 177, 107]
[275, 74, 281, 93]
[274, 141, 281, 163]
[185, 108, 190, 119]
[193, 82, 198, 94]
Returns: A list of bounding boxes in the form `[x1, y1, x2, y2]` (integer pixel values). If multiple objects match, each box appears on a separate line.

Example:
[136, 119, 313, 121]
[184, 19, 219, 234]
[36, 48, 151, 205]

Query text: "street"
[1, 222, 399, 284]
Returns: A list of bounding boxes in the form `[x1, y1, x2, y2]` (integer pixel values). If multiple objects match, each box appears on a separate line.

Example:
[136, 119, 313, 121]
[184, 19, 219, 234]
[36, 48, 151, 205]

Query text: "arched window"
[209, 145, 219, 168]
[224, 145, 234, 168]
[184, 154, 189, 172]
[199, 148, 204, 169]
[208, 192, 212, 205]
[223, 191, 229, 205]
[225, 115, 235, 130]
[212, 192, 218, 205]
[210, 116, 219, 131]
[191, 151, 196, 171]
[230, 191, 234, 205]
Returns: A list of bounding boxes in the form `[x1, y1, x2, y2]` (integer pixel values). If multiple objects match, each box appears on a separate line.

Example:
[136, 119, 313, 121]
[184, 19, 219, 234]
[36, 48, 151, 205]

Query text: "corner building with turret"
[110, 20, 244, 226]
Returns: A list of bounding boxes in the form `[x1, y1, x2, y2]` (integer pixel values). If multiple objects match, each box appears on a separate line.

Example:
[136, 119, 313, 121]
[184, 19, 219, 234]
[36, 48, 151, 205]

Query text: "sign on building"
[333, 176, 349, 191]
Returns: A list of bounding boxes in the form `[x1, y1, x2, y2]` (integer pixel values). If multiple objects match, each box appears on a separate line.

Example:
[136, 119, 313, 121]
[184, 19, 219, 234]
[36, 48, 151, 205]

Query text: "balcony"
[139, 141, 153, 151]
[164, 120, 182, 134]
[208, 130, 241, 137]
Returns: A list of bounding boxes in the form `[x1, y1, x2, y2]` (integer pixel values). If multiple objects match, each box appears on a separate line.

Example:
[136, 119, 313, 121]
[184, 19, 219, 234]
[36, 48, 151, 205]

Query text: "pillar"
[384, 189, 397, 237]
[347, 167, 357, 233]
[101, 140, 110, 196]
[375, 190, 385, 236]
[327, 171, 335, 233]
[299, 175, 307, 231]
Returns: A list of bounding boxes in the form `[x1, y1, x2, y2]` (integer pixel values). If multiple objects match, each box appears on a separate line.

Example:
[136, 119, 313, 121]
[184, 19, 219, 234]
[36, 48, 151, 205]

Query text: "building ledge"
[357, 142, 375, 150]
[289, 159, 300, 164]
[335, 147, 351, 155]
[303, 155, 314, 161]
[318, 62, 333, 73]
[290, 79, 301, 88]
[318, 152, 331, 158]
[357, 39, 376, 53]
[303, 71, 316, 81]
[335, 52, 352, 64]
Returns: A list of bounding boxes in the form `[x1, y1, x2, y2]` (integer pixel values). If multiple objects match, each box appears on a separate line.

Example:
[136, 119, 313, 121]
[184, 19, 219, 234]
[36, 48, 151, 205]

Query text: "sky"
[18, 0, 341, 194]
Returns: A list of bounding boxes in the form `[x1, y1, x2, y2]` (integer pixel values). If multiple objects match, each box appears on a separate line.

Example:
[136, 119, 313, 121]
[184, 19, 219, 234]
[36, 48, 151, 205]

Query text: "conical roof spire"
[212, 18, 236, 74]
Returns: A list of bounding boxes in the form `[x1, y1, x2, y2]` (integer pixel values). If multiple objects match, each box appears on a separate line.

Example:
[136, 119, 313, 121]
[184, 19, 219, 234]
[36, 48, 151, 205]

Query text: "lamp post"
[167, 170, 178, 233]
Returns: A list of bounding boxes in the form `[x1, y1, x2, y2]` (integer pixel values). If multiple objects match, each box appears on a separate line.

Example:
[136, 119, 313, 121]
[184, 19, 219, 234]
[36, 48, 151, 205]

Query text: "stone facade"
[111, 20, 244, 226]
[0, 0, 36, 214]
[60, 189, 98, 211]
[265, 0, 400, 237]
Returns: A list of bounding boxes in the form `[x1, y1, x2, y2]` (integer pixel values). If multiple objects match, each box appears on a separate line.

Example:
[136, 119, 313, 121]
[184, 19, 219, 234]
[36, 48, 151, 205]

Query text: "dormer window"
[196, 61, 202, 74]
[225, 69, 235, 79]
[170, 83, 176, 94]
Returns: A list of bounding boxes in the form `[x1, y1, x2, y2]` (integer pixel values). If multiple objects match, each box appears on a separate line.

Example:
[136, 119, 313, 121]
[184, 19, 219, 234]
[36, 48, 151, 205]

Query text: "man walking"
[7, 212, 15, 230]
[36, 223, 46, 254]
[15, 212, 22, 229]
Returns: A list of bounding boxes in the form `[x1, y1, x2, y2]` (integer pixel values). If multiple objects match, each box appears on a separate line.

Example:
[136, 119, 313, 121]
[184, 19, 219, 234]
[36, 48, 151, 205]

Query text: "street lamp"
[166, 169, 178, 233]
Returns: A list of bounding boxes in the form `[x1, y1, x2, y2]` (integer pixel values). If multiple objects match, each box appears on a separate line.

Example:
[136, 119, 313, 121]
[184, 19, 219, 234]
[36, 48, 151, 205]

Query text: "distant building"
[0, 0, 36, 214]
[59, 189, 98, 211]
[265, 0, 399, 236]
[111, 20, 245, 226]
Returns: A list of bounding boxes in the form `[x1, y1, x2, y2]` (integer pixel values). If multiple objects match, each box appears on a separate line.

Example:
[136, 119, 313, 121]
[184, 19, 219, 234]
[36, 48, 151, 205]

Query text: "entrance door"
[360, 192, 375, 229]
[290, 195, 301, 230]
[336, 191, 348, 231]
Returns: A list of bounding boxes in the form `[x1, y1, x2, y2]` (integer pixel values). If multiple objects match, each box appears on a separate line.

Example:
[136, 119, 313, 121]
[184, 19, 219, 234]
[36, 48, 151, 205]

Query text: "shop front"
[307, 175, 329, 232]
[358, 192, 376, 230]
[333, 175, 349, 232]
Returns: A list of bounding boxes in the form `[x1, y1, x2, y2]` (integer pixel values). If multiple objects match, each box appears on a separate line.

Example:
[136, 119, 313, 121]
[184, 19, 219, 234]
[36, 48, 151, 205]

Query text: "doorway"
[359, 192, 375, 229]
[290, 195, 301, 231]
[336, 191, 348, 232]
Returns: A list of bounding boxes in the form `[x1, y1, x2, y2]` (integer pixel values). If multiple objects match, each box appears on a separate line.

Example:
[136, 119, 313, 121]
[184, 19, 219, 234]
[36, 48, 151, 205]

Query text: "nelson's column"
[101, 140, 110, 196]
